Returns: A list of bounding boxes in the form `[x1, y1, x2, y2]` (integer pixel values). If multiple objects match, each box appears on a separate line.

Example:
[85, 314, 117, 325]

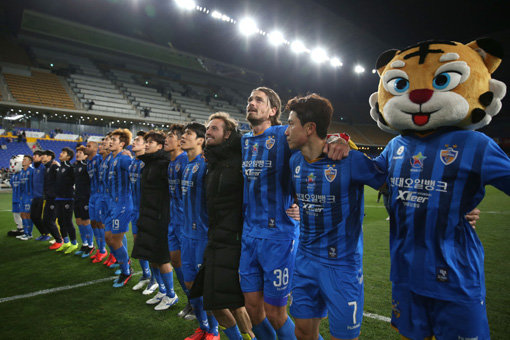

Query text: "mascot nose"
[409, 89, 433, 104]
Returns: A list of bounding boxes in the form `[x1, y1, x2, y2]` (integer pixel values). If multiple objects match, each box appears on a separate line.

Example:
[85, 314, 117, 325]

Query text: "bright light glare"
[291, 40, 306, 54]
[211, 11, 222, 19]
[311, 48, 328, 63]
[330, 57, 343, 67]
[239, 18, 258, 36]
[175, 0, 196, 10]
[268, 31, 285, 46]
[354, 65, 365, 73]
[372, 69, 377, 74]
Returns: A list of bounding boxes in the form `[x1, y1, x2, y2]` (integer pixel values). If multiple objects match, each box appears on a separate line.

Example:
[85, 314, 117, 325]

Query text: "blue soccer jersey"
[87, 153, 102, 195]
[181, 153, 208, 240]
[108, 152, 132, 203]
[168, 152, 188, 229]
[99, 153, 113, 195]
[128, 158, 144, 211]
[19, 166, 34, 200]
[290, 150, 385, 265]
[10, 172, 21, 203]
[374, 128, 510, 302]
[241, 125, 299, 240]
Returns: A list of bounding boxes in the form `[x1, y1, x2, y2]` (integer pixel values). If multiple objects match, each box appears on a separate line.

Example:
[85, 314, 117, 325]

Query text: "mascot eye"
[387, 77, 409, 95]
[432, 71, 462, 91]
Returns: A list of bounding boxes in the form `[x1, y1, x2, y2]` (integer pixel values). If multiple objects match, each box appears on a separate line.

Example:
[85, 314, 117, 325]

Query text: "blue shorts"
[12, 202, 21, 213]
[101, 197, 112, 229]
[88, 194, 101, 222]
[391, 283, 490, 340]
[108, 201, 133, 234]
[290, 251, 364, 339]
[131, 210, 139, 235]
[181, 236, 208, 282]
[239, 235, 297, 306]
[168, 223, 182, 252]
[20, 198, 32, 213]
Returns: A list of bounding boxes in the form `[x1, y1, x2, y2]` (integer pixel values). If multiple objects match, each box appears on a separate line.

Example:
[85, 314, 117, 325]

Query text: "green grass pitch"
[0, 187, 508, 339]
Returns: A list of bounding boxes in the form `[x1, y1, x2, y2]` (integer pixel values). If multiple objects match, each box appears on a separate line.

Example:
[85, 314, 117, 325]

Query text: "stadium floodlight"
[311, 48, 328, 63]
[268, 31, 285, 46]
[238, 17, 258, 36]
[211, 10, 222, 19]
[291, 40, 306, 54]
[372, 69, 377, 74]
[354, 65, 365, 74]
[330, 57, 343, 68]
[175, 0, 196, 10]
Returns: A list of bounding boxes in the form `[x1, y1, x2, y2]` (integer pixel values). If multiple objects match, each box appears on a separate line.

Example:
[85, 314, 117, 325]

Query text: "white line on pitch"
[0, 271, 142, 303]
[363, 312, 391, 323]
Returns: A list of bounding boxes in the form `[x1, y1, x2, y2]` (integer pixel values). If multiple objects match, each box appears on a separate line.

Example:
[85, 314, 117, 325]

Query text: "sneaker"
[184, 328, 207, 340]
[74, 245, 86, 255]
[154, 294, 179, 311]
[146, 292, 166, 305]
[132, 277, 151, 291]
[114, 268, 121, 275]
[41, 235, 52, 241]
[104, 254, 116, 267]
[7, 229, 24, 237]
[112, 268, 132, 288]
[49, 239, 56, 245]
[89, 248, 99, 259]
[92, 251, 107, 263]
[16, 234, 26, 239]
[204, 333, 220, 340]
[81, 247, 94, 258]
[35, 235, 45, 241]
[20, 234, 33, 241]
[64, 243, 79, 254]
[142, 282, 159, 295]
[183, 312, 197, 321]
[56, 242, 71, 252]
[49, 242, 63, 250]
[109, 262, 119, 269]
[386, 216, 390, 221]
[178, 302, 193, 318]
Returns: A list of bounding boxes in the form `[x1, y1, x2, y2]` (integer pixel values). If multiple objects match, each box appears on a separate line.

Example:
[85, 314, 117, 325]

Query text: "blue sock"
[140, 260, 150, 278]
[84, 224, 93, 246]
[111, 246, 130, 275]
[275, 316, 296, 340]
[98, 229, 106, 252]
[223, 324, 243, 340]
[71, 238, 77, 245]
[149, 267, 156, 285]
[27, 220, 33, 236]
[122, 234, 128, 252]
[190, 297, 209, 331]
[174, 266, 189, 297]
[318, 334, 324, 340]
[252, 318, 276, 340]
[63, 236, 70, 243]
[207, 314, 219, 336]
[160, 271, 175, 298]
[22, 219, 28, 235]
[152, 267, 166, 294]
[77, 225, 85, 244]
[92, 228, 100, 248]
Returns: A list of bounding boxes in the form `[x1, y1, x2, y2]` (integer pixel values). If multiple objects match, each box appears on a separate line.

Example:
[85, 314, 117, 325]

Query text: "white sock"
[13, 213, 22, 229]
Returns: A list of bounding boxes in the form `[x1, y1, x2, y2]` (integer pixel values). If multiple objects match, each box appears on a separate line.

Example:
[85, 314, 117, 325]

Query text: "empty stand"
[0, 138, 33, 168]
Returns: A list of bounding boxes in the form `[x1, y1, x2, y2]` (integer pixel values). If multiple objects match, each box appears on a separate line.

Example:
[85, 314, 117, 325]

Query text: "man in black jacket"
[197, 112, 255, 340]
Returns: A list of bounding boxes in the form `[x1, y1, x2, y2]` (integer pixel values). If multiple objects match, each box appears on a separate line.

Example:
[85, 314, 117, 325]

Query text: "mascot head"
[9, 155, 23, 173]
[369, 38, 506, 134]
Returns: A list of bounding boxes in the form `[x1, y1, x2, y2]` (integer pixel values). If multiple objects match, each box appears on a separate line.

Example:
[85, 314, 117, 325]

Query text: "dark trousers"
[56, 200, 75, 242]
[43, 198, 60, 242]
[30, 197, 45, 235]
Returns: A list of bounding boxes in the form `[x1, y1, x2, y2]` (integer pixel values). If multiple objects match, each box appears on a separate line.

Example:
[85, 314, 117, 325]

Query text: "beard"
[246, 113, 268, 127]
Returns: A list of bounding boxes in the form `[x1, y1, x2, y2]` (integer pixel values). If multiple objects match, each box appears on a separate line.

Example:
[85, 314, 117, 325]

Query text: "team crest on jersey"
[328, 246, 337, 258]
[252, 143, 259, 155]
[113, 160, 118, 166]
[244, 139, 249, 148]
[265, 136, 275, 150]
[295, 165, 300, 174]
[175, 163, 180, 172]
[324, 165, 337, 183]
[140, 163, 145, 169]
[440, 146, 458, 166]
[192, 163, 200, 173]
[410, 152, 426, 171]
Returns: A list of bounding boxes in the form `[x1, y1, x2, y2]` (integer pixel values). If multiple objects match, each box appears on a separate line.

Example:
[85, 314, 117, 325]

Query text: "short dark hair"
[136, 131, 146, 138]
[43, 150, 55, 160]
[168, 124, 185, 139]
[183, 122, 206, 148]
[24, 154, 33, 162]
[144, 130, 166, 146]
[285, 93, 333, 139]
[33, 150, 44, 156]
[253, 87, 282, 126]
[62, 147, 75, 160]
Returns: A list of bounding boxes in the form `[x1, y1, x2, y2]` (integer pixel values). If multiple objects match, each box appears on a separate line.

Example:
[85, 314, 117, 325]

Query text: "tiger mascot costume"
[369, 39, 510, 339]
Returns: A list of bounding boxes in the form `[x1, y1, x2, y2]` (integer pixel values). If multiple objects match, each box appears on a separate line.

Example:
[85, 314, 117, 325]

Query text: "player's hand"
[122, 150, 132, 157]
[324, 136, 349, 160]
[286, 203, 300, 221]
[465, 208, 480, 229]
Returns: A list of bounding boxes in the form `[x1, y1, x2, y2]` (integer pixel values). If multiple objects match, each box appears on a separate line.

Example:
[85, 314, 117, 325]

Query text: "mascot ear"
[466, 38, 503, 74]
[375, 49, 399, 75]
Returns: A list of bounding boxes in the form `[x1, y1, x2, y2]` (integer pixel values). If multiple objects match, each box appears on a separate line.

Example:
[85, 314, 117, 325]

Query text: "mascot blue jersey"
[10, 172, 21, 203]
[375, 128, 510, 302]
[290, 150, 385, 265]
[242, 125, 299, 240]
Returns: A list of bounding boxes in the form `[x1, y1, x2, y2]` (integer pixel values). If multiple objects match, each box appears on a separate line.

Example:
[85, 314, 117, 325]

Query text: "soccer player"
[84, 140, 102, 258]
[18, 155, 34, 240]
[43, 150, 62, 248]
[164, 124, 193, 317]
[180, 123, 219, 340]
[54, 147, 78, 254]
[129, 131, 156, 293]
[106, 129, 134, 288]
[73, 145, 94, 256]
[285, 94, 386, 340]
[31, 150, 48, 240]
[132, 130, 179, 309]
